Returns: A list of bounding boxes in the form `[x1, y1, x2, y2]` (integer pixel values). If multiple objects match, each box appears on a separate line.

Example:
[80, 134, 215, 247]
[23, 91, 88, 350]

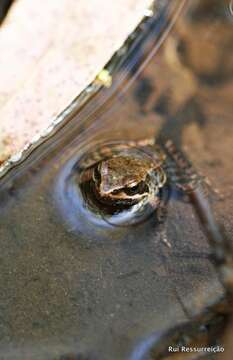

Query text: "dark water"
[0, 1, 232, 359]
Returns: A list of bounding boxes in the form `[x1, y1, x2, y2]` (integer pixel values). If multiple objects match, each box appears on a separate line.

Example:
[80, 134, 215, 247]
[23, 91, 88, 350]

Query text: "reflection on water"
[0, 0, 232, 359]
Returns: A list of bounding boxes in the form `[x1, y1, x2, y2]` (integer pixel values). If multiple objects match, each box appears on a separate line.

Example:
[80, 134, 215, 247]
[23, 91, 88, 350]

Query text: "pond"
[0, 0, 232, 359]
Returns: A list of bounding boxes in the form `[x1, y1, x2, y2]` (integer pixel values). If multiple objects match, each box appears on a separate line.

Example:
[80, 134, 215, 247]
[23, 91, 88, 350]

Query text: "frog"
[78, 138, 203, 220]
[78, 140, 168, 215]
[93, 154, 167, 207]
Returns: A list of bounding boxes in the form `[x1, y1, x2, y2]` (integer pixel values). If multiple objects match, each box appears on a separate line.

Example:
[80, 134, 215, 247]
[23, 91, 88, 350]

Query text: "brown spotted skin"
[79, 140, 167, 209]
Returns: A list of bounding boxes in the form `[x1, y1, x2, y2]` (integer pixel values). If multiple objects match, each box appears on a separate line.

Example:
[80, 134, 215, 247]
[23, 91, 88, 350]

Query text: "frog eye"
[124, 182, 149, 196]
